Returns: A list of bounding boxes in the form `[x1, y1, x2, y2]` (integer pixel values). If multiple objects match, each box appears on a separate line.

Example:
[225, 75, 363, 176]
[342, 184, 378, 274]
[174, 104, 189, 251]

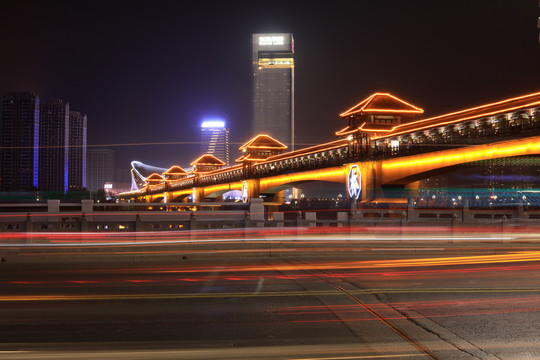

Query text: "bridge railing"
[370, 111, 540, 161]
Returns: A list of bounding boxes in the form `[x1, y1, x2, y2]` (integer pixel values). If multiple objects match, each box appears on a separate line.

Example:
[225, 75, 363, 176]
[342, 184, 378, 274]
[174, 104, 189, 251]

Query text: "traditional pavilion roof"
[339, 93, 424, 117]
[373, 90, 540, 141]
[144, 173, 164, 185]
[163, 165, 188, 176]
[190, 154, 226, 167]
[239, 134, 288, 151]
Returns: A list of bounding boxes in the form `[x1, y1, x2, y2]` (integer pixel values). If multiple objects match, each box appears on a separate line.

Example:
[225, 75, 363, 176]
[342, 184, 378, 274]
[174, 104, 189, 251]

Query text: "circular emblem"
[242, 181, 249, 203]
[348, 165, 362, 200]
[192, 188, 197, 203]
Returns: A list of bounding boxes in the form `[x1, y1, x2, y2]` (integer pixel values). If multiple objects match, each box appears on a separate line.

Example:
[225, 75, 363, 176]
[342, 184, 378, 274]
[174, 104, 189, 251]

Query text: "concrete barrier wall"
[0, 200, 538, 232]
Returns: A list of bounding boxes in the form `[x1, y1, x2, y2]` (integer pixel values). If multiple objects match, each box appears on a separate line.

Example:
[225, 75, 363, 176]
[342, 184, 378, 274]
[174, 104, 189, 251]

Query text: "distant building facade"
[252, 33, 294, 149]
[68, 111, 87, 190]
[200, 119, 230, 165]
[0, 92, 40, 192]
[87, 148, 115, 191]
[39, 99, 70, 193]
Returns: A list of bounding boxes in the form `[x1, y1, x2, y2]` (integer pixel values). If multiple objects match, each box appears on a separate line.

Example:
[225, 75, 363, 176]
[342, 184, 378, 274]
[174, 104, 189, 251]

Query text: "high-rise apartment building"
[200, 119, 230, 165]
[68, 111, 87, 190]
[39, 99, 69, 193]
[0, 92, 40, 192]
[87, 148, 115, 191]
[252, 33, 294, 149]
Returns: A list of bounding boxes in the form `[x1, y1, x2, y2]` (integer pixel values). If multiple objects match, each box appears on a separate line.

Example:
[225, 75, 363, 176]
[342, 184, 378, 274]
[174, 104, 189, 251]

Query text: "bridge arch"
[380, 135, 540, 185]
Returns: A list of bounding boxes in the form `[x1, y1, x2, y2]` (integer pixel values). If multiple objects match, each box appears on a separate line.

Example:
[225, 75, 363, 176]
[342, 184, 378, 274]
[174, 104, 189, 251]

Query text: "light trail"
[0, 234, 517, 247]
[4, 288, 540, 302]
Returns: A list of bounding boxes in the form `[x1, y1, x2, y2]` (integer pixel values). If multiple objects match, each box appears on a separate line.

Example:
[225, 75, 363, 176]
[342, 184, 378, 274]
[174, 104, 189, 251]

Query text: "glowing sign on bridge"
[348, 165, 362, 199]
[242, 181, 249, 203]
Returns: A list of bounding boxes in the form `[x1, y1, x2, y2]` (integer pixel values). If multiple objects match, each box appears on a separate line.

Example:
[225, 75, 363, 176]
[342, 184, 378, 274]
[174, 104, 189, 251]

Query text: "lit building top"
[239, 134, 288, 151]
[190, 154, 226, 173]
[236, 134, 288, 163]
[336, 93, 424, 137]
[201, 119, 225, 129]
[162, 165, 188, 180]
[144, 173, 164, 185]
[339, 93, 424, 117]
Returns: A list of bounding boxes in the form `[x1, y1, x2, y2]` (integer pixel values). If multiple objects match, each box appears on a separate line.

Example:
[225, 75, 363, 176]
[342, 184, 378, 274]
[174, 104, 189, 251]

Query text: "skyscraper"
[39, 99, 69, 193]
[200, 119, 230, 165]
[252, 33, 294, 149]
[68, 111, 87, 190]
[0, 92, 40, 192]
[87, 148, 114, 191]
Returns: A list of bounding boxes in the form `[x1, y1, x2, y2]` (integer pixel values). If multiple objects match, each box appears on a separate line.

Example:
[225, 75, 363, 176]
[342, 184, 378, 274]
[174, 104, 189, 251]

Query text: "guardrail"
[1, 199, 539, 232]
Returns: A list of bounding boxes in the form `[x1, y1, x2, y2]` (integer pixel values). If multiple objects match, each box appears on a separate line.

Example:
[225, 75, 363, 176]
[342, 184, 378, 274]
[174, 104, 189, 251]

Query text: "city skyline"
[0, 1, 539, 170]
[0, 92, 88, 194]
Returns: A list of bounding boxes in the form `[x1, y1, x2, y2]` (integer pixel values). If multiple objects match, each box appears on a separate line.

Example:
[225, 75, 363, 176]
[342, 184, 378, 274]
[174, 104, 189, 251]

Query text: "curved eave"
[335, 126, 358, 137]
[339, 93, 424, 117]
[238, 134, 288, 151]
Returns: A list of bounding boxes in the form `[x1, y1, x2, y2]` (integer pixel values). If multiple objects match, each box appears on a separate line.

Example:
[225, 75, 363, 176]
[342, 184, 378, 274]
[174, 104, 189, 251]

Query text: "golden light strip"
[259, 168, 346, 188]
[382, 136, 540, 171]
[204, 182, 242, 194]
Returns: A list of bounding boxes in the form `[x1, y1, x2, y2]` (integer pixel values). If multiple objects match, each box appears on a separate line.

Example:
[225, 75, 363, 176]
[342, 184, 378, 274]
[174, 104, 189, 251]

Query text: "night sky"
[1, 0, 539, 176]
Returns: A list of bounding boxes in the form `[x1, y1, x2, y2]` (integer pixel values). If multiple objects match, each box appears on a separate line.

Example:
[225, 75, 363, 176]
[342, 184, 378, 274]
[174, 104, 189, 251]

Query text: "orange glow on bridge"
[120, 90, 540, 203]
[382, 135, 540, 184]
[259, 168, 346, 191]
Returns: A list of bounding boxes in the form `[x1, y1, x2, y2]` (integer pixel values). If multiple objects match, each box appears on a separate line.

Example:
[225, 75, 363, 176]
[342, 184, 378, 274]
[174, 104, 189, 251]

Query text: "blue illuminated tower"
[200, 119, 230, 165]
[0, 92, 40, 192]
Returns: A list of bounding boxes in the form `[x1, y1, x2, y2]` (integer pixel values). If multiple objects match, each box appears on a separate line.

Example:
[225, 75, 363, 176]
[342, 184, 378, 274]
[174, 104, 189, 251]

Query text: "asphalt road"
[1, 233, 540, 359]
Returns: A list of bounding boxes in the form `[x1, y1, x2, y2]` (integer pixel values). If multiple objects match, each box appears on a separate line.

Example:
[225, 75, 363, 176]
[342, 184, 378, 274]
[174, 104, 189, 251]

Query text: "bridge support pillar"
[47, 200, 60, 222]
[250, 198, 265, 227]
[272, 212, 284, 227]
[305, 212, 317, 227]
[337, 212, 348, 227]
[81, 200, 93, 221]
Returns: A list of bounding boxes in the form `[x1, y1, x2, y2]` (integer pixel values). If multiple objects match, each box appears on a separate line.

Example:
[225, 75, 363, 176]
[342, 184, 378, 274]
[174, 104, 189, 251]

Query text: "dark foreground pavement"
[1, 233, 540, 359]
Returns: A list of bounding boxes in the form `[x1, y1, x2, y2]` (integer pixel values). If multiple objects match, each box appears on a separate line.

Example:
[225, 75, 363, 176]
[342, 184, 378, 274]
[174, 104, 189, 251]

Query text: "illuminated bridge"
[119, 91, 540, 204]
